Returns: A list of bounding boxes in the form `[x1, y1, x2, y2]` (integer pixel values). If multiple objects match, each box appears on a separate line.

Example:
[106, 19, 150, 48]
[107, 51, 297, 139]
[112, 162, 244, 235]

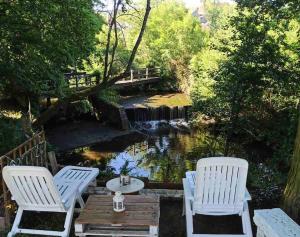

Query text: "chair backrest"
[3, 166, 66, 212]
[193, 157, 248, 215]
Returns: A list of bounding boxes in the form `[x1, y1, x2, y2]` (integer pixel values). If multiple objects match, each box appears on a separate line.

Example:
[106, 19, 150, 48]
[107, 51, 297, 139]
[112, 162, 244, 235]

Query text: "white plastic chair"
[3, 165, 99, 237]
[183, 157, 253, 237]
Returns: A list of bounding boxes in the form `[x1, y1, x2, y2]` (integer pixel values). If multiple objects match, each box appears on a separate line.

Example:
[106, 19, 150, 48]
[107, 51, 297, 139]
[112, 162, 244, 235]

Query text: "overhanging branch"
[33, 0, 151, 127]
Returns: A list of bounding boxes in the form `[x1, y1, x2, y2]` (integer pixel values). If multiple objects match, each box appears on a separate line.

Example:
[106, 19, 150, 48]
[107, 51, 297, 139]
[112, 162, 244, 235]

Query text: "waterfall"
[125, 106, 190, 122]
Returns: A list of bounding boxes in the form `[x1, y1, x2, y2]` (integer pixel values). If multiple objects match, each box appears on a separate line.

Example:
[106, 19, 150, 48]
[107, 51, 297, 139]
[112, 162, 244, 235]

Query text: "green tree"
[284, 110, 300, 221]
[190, 1, 235, 114]
[34, 0, 152, 126]
[208, 0, 300, 156]
[136, 0, 207, 92]
[0, 0, 102, 107]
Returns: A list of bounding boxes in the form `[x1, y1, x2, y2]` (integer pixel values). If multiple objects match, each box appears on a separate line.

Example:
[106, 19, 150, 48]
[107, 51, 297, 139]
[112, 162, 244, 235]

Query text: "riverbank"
[120, 93, 192, 109]
[46, 120, 143, 152]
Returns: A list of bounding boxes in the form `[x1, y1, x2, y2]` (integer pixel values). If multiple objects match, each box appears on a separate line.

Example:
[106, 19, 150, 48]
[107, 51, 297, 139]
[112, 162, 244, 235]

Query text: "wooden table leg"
[75, 223, 85, 236]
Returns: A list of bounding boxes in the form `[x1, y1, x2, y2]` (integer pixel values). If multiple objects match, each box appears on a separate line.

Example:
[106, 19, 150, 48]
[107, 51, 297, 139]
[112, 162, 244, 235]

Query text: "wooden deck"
[75, 195, 160, 236]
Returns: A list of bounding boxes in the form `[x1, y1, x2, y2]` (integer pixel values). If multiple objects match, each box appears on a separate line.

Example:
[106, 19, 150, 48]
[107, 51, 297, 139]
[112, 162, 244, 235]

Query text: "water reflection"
[59, 127, 232, 183]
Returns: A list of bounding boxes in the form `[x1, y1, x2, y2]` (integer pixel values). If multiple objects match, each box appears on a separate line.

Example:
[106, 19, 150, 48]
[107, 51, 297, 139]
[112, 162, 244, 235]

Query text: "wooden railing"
[117, 67, 161, 83]
[0, 131, 47, 228]
[64, 68, 161, 91]
[64, 72, 99, 91]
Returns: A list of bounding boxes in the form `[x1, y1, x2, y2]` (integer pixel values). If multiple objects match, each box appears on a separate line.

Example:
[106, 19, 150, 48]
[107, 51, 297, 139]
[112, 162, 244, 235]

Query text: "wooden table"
[75, 195, 160, 237]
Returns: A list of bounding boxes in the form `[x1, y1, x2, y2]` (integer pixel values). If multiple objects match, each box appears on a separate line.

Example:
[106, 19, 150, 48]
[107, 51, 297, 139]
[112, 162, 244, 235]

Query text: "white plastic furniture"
[3, 165, 99, 237]
[253, 208, 300, 237]
[106, 177, 144, 194]
[183, 157, 253, 237]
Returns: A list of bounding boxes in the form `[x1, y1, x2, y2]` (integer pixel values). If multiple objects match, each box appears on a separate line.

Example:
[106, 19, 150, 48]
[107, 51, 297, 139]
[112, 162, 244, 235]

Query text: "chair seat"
[3, 165, 100, 237]
[185, 171, 251, 201]
[183, 157, 253, 237]
[54, 166, 99, 208]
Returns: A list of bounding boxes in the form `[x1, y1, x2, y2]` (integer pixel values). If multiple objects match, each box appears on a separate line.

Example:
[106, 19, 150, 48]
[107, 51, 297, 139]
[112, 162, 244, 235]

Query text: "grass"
[120, 93, 192, 109]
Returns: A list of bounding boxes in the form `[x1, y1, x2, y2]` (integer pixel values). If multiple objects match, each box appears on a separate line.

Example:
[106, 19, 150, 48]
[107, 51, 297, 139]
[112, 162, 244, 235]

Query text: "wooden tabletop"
[76, 195, 160, 227]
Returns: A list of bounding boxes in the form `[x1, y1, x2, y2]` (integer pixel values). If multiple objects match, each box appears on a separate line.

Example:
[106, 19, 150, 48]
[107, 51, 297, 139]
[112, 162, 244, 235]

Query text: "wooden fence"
[118, 67, 161, 83]
[64, 68, 161, 91]
[64, 72, 99, 91]
[0, 131, 47, 228]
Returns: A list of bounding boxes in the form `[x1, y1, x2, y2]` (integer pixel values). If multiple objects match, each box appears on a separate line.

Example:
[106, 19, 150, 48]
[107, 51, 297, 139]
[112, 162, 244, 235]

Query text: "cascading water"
[125, 105, 191, 131]
[126, 106, 190, 121]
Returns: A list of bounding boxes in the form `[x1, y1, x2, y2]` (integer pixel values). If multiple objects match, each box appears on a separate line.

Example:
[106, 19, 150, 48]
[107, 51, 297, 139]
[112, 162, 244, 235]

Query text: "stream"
[58, 119, 249, 183]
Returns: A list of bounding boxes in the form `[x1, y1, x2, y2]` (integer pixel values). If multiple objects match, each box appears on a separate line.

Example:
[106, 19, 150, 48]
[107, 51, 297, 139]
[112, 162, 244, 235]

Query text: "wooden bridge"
[65, 67, 161, 91]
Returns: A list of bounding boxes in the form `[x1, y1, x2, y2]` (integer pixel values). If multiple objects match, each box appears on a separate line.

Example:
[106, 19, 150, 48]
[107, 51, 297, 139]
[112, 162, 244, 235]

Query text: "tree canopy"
[1, 0, 300, 220]
[0, 0, 102, 107]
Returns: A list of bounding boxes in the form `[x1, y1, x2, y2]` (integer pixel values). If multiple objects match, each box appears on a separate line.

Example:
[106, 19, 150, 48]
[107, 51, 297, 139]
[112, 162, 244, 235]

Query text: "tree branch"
[107, 2, 120, 78]
[103, 0, 121, 82]
[125, 0, 151, 73]
[33, 0, 151, 127]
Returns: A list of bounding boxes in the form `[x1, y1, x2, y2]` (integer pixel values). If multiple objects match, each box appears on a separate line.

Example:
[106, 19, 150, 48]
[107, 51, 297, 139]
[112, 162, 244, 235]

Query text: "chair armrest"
[61, 185, 79, 204]
[183, 178, 194, 201]
[245, 188, 251, 201]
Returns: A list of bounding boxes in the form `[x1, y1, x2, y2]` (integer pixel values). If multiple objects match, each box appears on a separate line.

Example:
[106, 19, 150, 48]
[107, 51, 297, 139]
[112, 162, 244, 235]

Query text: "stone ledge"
[86, 186, 183, 199]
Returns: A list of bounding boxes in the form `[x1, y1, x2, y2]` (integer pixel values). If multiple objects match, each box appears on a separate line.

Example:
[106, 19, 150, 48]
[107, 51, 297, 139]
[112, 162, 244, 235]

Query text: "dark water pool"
[57, 120, 252, 183]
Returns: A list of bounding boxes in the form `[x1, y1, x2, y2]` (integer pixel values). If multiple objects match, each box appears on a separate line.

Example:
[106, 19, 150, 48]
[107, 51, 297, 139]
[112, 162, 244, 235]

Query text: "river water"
[58, 119, 251, 183]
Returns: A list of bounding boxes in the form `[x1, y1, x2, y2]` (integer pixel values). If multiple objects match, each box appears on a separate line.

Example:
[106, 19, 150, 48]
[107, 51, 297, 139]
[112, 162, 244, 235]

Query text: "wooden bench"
[253, 208, 300, 237]
[75, 195, 160, 237]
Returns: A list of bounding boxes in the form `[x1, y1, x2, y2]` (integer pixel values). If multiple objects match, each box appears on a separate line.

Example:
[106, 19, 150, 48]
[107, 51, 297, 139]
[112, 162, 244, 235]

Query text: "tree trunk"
[33, 0, 151, 128]
[224, 79, 242, 156]
[283, 110, 300, 222]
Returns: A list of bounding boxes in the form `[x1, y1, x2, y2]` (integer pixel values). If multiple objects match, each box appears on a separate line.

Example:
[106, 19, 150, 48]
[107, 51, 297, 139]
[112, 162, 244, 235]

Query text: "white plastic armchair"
[3, 165, 99, 237]
[183, 157, 253, 237]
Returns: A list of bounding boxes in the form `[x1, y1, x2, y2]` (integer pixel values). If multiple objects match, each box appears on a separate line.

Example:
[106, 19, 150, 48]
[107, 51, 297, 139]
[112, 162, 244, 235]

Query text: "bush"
[0, 115, 26, 155]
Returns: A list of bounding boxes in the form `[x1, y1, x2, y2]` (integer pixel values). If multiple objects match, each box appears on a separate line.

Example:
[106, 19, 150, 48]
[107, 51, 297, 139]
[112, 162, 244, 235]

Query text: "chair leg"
[8, 208, 23, 237]
[61, 196, 76, 237]
[182, 195, 186, 216]
[77, 195, 85, 209]
[185, 199, 194, 237]
[242, 202, 253, 237]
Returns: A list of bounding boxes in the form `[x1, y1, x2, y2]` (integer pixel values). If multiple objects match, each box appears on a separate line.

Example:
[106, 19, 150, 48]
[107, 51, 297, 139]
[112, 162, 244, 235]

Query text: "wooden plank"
[76, 195, 160, 227]
[78, 215, 158, 222]
[82, 205, 159, 211]
[76, 229, 150, 236]
[88, 195, 159, 203]
[77, 208, 159, 221]
[78, 210, 159, 221]
[79, 208, 158, 216]
[86, 200, 159, 206]
[76, 218, 158, 226]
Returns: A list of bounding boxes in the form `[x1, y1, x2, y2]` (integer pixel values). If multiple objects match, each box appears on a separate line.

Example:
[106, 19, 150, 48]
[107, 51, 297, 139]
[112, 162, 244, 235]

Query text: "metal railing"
[0, 131, 47, 228]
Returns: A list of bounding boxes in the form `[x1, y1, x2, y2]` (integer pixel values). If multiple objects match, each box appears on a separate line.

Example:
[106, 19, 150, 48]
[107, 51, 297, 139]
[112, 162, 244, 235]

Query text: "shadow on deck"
[16, 198, 256, 237]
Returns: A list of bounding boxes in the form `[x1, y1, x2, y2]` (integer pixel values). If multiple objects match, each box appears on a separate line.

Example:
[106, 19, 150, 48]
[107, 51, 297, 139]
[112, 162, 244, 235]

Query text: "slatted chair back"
[193, 157, 248, 215]
[3, 166, 66, 212]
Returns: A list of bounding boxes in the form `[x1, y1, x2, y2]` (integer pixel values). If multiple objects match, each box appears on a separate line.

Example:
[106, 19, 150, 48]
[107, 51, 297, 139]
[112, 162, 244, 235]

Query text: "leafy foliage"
[120, 160, 134, 175]
[191, 0, 300, 170]
[0, 114, 26, 155]
[141, 0, 206, 92]
[0, 0, 102, 106]
[97, 89, 121, 104]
